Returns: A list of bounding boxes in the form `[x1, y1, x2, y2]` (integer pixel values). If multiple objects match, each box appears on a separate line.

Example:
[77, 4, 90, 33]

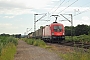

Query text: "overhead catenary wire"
[36, 13, 47, 22]
[50, 0, 90, 16]
[47, 0, 71, 19]
[35, 0, 90, 24]
[49, 0, 90, 26]
[39, 0, 63, 23]
[50, 0, 90, 18]
[52, 0, 71, 14]
[35, 0, 62, 22]
[73, 1, 90, 16]
[58, 0, 78, 14]
[48, 0, 67, 21]
[74, 8, 90, 16]
[57, 0, 90, 16]
[52, 0, 66, 14]
[49, 0, 61, 13]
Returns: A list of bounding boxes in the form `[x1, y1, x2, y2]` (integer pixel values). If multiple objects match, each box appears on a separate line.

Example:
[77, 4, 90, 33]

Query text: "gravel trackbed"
[14, 40, 62, 60]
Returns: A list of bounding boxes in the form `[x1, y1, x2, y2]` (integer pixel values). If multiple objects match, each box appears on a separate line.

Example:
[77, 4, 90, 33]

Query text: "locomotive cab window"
[54, 26, 62, 32]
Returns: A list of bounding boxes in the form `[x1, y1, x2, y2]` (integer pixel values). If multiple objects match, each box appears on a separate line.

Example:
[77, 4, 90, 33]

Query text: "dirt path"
[14, 40, 63, 60]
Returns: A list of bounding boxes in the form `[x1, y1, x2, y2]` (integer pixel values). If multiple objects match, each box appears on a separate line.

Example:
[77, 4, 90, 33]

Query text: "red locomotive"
[42, 22, 65, 42]
[28, 22, 65, 42]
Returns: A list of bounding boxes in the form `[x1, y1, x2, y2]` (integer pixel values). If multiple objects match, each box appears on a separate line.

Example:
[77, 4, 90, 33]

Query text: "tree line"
[0, 33, 21, 38]
[65, 24, 90, 36]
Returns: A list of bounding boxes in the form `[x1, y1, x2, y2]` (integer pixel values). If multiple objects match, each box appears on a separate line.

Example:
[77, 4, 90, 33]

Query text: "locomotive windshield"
[54, 26, 62, 32]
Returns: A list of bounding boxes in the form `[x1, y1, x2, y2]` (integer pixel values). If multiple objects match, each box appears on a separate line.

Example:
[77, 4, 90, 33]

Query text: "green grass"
[63, 35, 90, 60]
[0, 36, 18, 60]
[65, 34, 90, 42]
[23, 38, 47, 48]
[58, 49, 90, 60]
[0, 43, 16, 60]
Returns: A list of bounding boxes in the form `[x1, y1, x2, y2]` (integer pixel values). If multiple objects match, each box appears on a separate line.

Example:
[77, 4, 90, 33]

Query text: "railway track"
[61, 41, 90, 49]
[45, 40, 90, 49]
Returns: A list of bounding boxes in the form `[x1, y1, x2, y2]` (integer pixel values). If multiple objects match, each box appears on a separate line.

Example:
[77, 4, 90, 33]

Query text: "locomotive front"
[50, 22, 65, 42]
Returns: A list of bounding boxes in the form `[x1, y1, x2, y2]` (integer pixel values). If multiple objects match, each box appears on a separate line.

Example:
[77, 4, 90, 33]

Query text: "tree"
[65, 26, 71, 36]
[75, 24, 88, 36]
[65, 26, 75, 36]
[88, 25, 90, 35]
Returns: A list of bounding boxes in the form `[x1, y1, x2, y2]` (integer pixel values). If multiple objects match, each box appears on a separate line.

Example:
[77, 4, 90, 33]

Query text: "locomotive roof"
[51, 22, 63, 25]
[43, 22, 64, 28]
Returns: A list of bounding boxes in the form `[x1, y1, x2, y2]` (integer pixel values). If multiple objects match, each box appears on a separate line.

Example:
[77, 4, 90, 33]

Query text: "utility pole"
[34, 14, 38, 37]
[60, 14, 73, 41]
[71, 14, 73, 41]
[34, 13, 47, 37]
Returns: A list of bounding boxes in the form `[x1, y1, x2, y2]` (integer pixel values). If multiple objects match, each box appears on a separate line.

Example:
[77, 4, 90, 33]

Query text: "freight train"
[28, 22, 65, 42]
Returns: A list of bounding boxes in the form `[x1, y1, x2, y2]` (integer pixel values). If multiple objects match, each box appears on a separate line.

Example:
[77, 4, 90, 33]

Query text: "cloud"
[82, 16, 89, 21]
[0, 1, 28, 8]
[81, 16, 90, 25]
[3, 15, 15, 18]
[12, 0, 52, 9]
[0, 23, 13, 28]
[0, 0, 52, 9]
[0, 0, 90, 16]
[0, 0, 53, 15]
[1, 0, 89, 16]
[0, 23, 19, 34]
[0, 8, 35, 15]
[0, 0, 35, 15]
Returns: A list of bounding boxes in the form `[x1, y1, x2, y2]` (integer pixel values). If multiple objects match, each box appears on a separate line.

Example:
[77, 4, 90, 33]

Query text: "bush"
[23, 38, 46, 48]
[7, 37, 18, 46]
[65, 35, 90, 42]
[33, 39, 46, 47]
[79, 34, 90, 42]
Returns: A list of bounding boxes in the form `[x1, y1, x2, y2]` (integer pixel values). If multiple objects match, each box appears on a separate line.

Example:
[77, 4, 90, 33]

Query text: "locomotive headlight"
[52, 32, 54, 35]
[63, 33, 64, 35]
